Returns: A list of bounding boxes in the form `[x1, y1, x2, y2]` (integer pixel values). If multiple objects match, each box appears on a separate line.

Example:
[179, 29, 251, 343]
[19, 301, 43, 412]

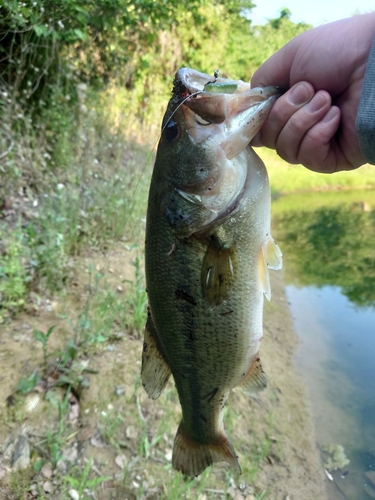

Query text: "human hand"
[251, 13, 375, 173]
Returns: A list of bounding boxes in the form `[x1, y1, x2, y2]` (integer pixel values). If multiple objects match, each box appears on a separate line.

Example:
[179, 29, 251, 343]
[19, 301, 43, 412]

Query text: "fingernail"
[306, 92, 328, 113]
[288, 83, 312, 106]
[322, 107, 339, 123]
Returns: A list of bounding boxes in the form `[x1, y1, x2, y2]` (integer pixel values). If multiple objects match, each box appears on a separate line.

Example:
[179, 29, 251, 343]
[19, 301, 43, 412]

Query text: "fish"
[142, 67, 282, 478]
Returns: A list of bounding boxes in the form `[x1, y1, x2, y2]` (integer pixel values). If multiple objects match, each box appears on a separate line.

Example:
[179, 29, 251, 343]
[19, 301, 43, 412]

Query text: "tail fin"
[172, 423, 241, 477]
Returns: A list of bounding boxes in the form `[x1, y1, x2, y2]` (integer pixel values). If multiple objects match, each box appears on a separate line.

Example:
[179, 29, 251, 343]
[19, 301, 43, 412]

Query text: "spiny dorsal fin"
[201, 237, 237, 306]
[235, 355, 268, 395]
[141, 313, 171, 399]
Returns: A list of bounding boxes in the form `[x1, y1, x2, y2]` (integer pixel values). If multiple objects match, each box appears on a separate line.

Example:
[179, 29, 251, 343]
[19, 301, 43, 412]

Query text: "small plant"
[34, 326, 55, 373]
[124, 250, 147, 335]
[99, 411, 124, 447]
[15, 370, 38, 395]
[63, 458, 110, 499]
[140, 433, 162, 460]
[44, 388, 71, 466]
[0, 225, 28, 319]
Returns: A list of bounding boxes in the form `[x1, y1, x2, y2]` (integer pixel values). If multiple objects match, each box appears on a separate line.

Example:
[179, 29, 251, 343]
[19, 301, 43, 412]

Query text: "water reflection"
[273, 194, 375, 308]
[273, 191, 375, 500]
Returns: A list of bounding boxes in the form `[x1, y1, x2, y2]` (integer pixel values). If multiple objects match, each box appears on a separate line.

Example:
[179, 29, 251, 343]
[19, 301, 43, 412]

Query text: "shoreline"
[249, 270, 328, 499]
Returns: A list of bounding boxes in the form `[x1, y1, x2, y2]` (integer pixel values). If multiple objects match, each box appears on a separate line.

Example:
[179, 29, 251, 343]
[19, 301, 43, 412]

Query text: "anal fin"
[141, 313, 171, 399]
[236, 355, 268, 395]
[172, 422, 241, 477]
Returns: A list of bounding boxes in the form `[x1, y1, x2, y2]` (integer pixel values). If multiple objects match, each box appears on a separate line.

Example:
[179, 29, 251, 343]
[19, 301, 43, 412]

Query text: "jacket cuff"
[356, 35, 375, 165]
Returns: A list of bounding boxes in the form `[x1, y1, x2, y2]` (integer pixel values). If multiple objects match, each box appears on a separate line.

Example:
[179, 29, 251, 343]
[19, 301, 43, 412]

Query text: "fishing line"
[23, 3, 207, 448]
[160, 89, 204, 133]
[25, 90, 204, 428]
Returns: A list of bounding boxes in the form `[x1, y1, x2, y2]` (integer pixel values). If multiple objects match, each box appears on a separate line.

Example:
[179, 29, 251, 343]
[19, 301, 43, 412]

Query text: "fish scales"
[142, 68, 282, 477]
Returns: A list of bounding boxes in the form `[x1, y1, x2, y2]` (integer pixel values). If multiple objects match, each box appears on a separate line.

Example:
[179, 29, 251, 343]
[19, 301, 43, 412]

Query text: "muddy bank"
[250, 270, 328, 499]
[0, 248, 327, 499]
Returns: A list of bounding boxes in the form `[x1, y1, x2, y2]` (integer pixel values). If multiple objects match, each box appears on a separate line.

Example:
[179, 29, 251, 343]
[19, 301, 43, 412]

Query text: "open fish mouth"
[171, 67, 282, 130]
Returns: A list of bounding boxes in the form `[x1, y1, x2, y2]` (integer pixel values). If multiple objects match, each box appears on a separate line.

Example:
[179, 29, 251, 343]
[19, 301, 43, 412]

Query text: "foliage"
[0, 0, 254, 106]
[274, 203, 375, 308]
[63, 458, 110, 499]
[224, 8, 310, 80]
[0, 0, 311, 158]
[0, 223, 28, 316]
[34, 325, 55, 372]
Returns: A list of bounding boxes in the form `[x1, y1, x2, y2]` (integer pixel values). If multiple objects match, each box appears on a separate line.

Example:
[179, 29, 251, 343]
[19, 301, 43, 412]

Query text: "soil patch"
[0, 246, 327, 499]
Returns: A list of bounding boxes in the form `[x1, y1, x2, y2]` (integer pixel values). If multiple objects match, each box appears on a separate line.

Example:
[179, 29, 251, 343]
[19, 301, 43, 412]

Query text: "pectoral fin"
[141, 313, 171, 399]
[235, 355, 268, 395]
[201, 237, 237, 306]
[264, 237, 282, 270]
[259, 236, 282, 301]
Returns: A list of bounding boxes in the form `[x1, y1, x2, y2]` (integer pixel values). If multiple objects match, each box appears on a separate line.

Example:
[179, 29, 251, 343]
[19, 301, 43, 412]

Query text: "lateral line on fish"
[25, 88, 172, 428]
[26, 86, 208, 424]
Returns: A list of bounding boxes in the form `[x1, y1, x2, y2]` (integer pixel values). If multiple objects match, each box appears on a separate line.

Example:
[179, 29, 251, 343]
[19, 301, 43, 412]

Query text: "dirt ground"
[259, 270, 328, 499]
[0, 246, 328, 500]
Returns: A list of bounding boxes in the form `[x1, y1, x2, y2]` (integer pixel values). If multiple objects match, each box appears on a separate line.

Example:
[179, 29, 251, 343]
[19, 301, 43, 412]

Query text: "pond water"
[272, 190, 375, 500]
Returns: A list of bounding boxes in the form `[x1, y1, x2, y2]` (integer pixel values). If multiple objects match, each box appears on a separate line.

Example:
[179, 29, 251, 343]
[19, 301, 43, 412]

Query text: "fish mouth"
[174, 68, 282, 133]
[174, 68, 281, 159]
[169, 69, 281, 232]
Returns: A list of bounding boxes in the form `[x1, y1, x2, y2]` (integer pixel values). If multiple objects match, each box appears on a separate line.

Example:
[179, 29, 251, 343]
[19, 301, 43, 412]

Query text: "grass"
[272, 188, 375, 216]
[0, 90, 152, 324]
[257, 147, 375, 195]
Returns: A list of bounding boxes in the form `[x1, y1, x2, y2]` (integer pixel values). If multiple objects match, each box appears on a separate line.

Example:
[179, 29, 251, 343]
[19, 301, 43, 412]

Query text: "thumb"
[251, 40, 299, 89]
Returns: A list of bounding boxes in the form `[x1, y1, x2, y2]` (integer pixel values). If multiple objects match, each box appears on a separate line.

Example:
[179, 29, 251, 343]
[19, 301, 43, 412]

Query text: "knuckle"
[275, 142, 299, 164]
[271, 99, 291, 126]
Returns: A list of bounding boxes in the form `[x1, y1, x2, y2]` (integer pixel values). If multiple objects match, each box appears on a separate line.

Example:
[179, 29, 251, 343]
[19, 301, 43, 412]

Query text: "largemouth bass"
[142, 68, 282, 477]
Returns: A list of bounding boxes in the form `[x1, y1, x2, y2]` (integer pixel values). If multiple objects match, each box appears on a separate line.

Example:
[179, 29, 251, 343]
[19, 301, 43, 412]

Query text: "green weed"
[7, 469, 36, 500]
[124, 250, 148, 335]
[0, 224, 28, 319]
[63, 458, 111, 499]
[99, 411, 125, 447]
[15, 371, 38, 396]
[44, 388, 71, 466]
[34, 326, 56, 374]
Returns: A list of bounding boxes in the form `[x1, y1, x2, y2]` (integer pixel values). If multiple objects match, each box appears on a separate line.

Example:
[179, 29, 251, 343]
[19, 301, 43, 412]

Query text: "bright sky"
[248, 0, 374, 27]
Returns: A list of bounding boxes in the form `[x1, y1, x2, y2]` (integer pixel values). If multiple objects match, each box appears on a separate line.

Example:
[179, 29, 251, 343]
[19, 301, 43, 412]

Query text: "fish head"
[153, 68, 281, 234]
[169, 68, 282, 159]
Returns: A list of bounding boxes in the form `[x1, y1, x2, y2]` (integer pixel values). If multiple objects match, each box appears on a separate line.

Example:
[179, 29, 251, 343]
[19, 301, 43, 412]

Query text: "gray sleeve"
[356, 36, 375, 165]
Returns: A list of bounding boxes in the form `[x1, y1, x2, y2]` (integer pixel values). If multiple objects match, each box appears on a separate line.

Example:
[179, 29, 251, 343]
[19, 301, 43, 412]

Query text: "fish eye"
[164, 120, 179, 141]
